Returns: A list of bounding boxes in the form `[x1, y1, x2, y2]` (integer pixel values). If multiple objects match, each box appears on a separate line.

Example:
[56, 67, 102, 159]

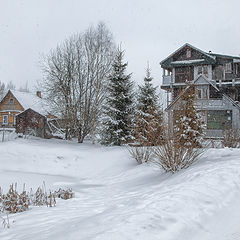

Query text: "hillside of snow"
[0, 138, 240, 240]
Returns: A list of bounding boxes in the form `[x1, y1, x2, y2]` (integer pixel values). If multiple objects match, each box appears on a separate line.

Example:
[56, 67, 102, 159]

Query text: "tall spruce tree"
[174, 83, 204, 148]
[135, 65, 163, 146]
[101, 48, 134, 145]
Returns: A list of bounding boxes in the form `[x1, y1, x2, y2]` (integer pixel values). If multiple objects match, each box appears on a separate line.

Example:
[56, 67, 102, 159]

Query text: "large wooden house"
[160, 43, 240, 138]
[0, 90, 56, 137]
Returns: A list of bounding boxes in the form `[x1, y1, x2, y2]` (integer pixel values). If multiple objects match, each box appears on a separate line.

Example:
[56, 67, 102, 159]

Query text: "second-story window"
[9, 98, 14, 104]
[186, 49, 191, 58]
[225, 63, 232, 73]
[197, 65, 208, 77]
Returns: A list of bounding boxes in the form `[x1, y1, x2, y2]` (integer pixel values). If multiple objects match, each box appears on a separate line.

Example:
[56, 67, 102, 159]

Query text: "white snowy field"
[0, 138, 240, 240]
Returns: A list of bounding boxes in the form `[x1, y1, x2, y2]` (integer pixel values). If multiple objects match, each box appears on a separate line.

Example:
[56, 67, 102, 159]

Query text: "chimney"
[36, 91, 42, 98]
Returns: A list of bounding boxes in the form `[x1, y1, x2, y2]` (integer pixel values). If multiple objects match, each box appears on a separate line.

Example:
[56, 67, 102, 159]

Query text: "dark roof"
[160, 43, 216, 68]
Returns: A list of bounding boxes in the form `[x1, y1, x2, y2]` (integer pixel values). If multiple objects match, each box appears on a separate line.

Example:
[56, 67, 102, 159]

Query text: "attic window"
[9, 98, 14, 104]
[186, 49, 191, 58]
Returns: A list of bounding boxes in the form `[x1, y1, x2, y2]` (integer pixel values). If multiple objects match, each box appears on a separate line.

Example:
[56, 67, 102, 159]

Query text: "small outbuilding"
[15, 108, 51, 138]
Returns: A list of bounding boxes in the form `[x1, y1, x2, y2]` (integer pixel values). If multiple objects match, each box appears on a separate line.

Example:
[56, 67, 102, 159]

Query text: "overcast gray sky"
[0, 0, 240, 90]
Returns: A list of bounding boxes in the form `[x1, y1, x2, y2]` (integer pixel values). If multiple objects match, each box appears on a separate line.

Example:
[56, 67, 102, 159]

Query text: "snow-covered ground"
[0, 138, 240, 239]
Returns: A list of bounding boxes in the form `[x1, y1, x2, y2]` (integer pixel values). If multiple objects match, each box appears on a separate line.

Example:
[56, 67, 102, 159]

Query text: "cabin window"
[207, 110, 232, 130]
[186, 49, 191, 58]
[197, 88, 207, 99]
[225, 63, 232, 73]
[3, 115, 8, 125]
[9, 98, 14, 104]
[13, 116, 16, 125]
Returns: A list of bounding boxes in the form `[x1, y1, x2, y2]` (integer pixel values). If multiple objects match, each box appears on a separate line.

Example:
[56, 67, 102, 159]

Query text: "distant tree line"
[0, 80, 29, 100]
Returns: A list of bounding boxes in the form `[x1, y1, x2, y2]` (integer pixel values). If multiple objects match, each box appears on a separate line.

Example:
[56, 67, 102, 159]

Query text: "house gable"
[161, 43, 216, 69]
[0, 90, 24, 112]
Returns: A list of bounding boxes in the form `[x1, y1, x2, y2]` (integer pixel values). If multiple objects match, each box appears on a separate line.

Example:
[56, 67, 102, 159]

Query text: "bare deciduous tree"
[41, 22, 115, 142]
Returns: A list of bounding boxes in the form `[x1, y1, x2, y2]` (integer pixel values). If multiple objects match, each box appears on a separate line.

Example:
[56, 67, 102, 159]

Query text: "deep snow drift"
[0, 138, 240, 240]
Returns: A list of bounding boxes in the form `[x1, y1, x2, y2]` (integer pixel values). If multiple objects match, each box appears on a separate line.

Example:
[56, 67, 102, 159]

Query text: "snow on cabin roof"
[10, 90, 50, 116]
[171, 59, 205, 65]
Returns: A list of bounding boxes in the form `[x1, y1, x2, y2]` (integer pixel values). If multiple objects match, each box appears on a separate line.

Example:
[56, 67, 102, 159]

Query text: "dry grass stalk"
[0, 183, 74, 216]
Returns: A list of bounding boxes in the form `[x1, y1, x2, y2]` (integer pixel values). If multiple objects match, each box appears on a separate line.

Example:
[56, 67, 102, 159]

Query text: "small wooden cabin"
[0, 90, 57, 138]
[15, 108, 50, 138]
[0, 90, 24, 127]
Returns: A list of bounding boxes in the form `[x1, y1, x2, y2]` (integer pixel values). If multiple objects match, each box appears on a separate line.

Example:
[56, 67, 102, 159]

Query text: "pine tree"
[174, 84, 204, 148]
[135, 65, 163, 146]
[101, 48, 134, 145]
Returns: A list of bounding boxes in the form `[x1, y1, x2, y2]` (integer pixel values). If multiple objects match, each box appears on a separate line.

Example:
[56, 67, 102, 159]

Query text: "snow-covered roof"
[160, 43, 216, 67]
[10, 90, 50, 116]
[171, 59, 205, 65]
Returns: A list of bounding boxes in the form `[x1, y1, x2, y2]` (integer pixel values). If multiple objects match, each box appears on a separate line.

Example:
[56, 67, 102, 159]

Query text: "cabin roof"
[8, 90, 50, 116]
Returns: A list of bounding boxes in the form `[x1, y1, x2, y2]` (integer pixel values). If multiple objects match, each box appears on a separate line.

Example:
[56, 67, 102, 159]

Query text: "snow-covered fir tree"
[101, 48, 134, 146]
[174, 83, 204, 148]
[135, 65, 163, 146]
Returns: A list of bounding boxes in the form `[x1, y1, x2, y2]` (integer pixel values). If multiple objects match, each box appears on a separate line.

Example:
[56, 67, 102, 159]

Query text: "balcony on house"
[162, 69, 172, 86]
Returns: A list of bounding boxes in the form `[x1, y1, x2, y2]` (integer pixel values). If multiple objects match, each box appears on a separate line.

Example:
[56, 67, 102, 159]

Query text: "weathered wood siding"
[172, 46, 206, 62]
[16, 109, 48, 138]
[0, 91, 24, 127]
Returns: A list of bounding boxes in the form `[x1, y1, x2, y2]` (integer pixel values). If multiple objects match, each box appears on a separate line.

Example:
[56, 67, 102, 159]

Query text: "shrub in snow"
[54, 188, 74, 200]
[0, 184, 74, 216]
[128, 146, 153, 164]
[1, 184, 30, 214]
[222, 129, 240, 148]
[152, 137, 204, 173]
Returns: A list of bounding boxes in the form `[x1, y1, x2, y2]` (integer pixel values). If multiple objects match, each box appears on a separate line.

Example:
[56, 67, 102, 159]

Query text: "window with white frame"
[225, 62, 232, 73]
[197, 88, 208, 99]
[9, 98, 14, 104]
[197, 65, 208, 77]
[3, 115, 8, 125]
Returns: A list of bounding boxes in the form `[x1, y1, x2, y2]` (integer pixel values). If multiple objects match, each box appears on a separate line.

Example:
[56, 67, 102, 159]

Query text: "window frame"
[3, 115, 8, 125]
[197, 65, 208, 77]
[225, 62, 232, 73]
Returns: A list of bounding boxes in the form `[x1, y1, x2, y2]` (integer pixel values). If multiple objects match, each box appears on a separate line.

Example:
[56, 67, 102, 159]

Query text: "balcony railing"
[162, 75, 172, 85]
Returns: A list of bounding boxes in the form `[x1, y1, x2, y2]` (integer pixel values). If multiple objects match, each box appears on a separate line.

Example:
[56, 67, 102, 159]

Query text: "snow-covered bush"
[0, 184, 74, 215]
[128, 146, 153, 164]
[54, 188, 74, 200]
[152, 137, 204, 173]
[0, 184, 30, 214]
